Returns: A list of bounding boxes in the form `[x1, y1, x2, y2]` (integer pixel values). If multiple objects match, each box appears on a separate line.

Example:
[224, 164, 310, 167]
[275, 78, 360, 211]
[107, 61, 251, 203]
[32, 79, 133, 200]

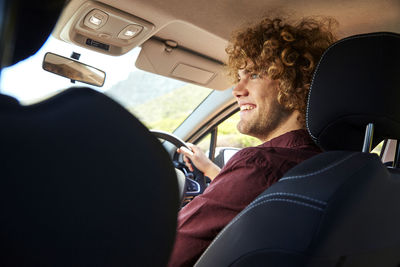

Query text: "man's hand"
[177, 143, 221, 180]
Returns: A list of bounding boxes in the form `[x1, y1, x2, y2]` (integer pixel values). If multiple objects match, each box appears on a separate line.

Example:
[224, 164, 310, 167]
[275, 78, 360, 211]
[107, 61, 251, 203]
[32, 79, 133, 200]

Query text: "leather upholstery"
[197, 151, 400, 266]
[307, 32, 400, 151]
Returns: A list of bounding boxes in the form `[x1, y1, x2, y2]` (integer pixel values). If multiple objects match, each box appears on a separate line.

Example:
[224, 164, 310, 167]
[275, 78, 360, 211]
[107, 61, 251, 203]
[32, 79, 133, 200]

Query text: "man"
[168, 16, 337, 266]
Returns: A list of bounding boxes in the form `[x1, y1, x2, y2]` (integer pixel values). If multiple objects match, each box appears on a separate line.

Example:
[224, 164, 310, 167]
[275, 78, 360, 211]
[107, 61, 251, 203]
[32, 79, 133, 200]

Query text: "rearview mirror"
[42, 52, 106, 87]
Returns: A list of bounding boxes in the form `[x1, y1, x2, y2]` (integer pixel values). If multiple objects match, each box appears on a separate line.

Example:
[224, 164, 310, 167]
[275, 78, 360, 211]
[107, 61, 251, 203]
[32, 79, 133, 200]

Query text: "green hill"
[130, 84, 211, 132]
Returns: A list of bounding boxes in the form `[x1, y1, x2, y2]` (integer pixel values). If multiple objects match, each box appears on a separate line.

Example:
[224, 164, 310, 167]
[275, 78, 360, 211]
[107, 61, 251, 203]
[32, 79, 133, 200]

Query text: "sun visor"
[135, 39, 232, 90]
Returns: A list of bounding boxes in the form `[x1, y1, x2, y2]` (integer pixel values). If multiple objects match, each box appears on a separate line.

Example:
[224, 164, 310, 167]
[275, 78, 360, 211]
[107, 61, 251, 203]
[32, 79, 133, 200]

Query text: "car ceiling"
[84, 0, 400, 59]
[53, 0, 400, 89]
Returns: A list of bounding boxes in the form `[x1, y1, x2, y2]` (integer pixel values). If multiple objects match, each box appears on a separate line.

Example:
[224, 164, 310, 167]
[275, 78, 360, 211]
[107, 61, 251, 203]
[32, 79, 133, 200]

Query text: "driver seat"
[195, 32, 400, 266]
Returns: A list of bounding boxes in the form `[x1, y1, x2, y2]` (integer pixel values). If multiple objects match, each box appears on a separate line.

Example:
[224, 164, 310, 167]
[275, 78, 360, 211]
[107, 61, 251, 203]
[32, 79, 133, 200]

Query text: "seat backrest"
[197, 151, 400, 266]
[195, 32, 400, 267]
[0, 88, 179, 266]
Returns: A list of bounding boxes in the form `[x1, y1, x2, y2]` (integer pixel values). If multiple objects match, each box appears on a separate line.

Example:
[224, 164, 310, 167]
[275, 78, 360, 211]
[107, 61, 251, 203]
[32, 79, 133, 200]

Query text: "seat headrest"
[307, 32, 400, 151]
[0, 88, 179, 266]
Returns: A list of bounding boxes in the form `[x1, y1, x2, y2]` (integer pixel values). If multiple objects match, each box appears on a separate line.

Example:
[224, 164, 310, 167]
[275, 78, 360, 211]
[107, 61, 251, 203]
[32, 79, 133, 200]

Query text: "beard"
[237, 98, 292, 141]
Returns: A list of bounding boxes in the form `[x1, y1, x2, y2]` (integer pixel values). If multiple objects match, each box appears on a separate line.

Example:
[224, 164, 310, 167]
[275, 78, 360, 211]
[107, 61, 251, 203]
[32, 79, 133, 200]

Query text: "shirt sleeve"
[168, 148, 274, 267]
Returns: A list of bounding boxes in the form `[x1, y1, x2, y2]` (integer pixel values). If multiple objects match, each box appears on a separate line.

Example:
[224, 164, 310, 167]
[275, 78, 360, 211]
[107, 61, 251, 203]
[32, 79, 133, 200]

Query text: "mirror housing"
[42, 52, 105, 87]
[214, 147, 240, 168]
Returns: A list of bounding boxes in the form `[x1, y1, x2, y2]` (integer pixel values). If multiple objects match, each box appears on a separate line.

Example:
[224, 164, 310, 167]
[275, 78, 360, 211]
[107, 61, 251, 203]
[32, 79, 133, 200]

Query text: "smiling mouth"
[240, 104, 256, 111]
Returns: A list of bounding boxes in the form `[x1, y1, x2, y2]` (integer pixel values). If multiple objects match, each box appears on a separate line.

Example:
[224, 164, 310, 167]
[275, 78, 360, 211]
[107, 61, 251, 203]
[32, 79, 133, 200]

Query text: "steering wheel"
[151, 130, 207, 203]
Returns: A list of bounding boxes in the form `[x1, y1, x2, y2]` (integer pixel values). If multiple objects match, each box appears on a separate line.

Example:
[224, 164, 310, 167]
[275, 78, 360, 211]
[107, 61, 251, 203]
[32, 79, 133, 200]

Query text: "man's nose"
[232, 80, 249, 98]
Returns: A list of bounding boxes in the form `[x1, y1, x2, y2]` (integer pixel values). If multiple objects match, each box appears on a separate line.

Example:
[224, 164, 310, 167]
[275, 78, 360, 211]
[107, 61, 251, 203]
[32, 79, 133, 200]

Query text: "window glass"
[217, 112, 261, 148]
[371, 140, 384, 156]
[194, 111, 262, 162]
[196, 133, 211, 158]
[106, 71, 212, 132]
[0, 36, 212, 133]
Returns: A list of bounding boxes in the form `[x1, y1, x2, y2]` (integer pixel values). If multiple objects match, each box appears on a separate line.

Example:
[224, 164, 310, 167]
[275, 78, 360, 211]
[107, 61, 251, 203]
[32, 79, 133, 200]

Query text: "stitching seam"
[279, 153, 357, 182]
[253, 192, 327, 206]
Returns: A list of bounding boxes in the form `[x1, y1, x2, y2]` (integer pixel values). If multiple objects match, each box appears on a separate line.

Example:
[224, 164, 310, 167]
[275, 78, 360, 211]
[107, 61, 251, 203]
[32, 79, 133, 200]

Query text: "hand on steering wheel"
[177, 143, 220, 181]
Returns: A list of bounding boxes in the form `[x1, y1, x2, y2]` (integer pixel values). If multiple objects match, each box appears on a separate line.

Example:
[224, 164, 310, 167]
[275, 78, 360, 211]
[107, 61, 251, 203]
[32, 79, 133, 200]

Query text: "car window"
[106, 71, 212, 132]
[371, 140, 384, 155]
[197, 111, 261, 149]
[197, 133, 212, 157]
[1, 37, 212, 132]
[0, 36, 212, 133]
[196, 110, 261, 165]
[216, 112, 261, 148]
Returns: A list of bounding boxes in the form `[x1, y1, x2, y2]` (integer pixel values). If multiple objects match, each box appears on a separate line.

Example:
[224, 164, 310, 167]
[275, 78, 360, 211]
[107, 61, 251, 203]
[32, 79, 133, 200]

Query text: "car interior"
[1, 0, 400, 266]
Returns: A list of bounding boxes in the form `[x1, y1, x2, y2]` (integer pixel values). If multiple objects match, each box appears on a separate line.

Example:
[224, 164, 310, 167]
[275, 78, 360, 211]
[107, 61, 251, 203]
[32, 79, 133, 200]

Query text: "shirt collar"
[260, 129, 316, 149]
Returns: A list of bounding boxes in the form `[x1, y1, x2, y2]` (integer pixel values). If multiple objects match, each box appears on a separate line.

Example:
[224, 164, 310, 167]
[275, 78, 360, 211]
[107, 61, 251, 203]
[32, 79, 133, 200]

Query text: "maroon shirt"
[168, 129, 321, 266]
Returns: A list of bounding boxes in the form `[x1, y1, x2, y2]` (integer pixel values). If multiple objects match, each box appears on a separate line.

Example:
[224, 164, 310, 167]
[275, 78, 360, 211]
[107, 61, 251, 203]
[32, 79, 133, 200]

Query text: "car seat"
[0, 88, 180, 266]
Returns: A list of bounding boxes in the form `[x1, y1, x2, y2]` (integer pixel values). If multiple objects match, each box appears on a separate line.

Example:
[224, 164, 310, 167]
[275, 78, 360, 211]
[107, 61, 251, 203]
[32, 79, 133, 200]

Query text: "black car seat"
[0, 1, 179, 266]
[195, 32, 400, 267]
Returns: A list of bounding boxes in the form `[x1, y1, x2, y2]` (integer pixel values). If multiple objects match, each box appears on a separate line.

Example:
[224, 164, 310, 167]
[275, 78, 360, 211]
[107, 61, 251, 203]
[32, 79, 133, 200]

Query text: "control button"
[84, 9, 108, 30]
[118, 24, 143, 40]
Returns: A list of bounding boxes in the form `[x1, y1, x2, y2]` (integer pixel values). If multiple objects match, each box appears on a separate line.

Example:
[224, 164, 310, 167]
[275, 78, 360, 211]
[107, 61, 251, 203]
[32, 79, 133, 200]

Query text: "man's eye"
[250, 73, 260, 79]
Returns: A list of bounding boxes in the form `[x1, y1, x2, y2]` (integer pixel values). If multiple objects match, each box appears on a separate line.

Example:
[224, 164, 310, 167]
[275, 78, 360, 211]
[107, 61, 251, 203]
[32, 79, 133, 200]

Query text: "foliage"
[216, 112, 261, 148]
[128, 84, 211, 133]
[197, 112, 261, 149]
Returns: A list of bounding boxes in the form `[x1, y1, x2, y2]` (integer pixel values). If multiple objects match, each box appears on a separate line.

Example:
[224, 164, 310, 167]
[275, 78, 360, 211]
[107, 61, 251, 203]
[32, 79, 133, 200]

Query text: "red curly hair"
[226, 16, 338, 126]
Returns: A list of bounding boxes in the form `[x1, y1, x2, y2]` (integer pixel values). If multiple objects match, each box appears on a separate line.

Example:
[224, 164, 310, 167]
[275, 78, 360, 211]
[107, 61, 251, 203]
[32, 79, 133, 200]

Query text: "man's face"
[232, 69, 292, 141]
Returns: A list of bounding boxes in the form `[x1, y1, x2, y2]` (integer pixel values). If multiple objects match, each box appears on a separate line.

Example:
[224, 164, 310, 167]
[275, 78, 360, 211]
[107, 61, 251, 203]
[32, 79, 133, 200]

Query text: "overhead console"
[53, 0, 232, 90]
[56, 0, 154, 55]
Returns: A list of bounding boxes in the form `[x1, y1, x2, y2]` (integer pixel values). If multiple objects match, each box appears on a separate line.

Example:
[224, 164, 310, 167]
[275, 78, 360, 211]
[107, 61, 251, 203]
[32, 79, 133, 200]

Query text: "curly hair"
[226, 16, 338, 126]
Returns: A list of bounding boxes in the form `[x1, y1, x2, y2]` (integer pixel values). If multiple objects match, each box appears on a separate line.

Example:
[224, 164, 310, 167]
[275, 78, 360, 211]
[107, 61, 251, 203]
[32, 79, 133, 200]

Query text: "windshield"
[0, 37, 212, 132]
